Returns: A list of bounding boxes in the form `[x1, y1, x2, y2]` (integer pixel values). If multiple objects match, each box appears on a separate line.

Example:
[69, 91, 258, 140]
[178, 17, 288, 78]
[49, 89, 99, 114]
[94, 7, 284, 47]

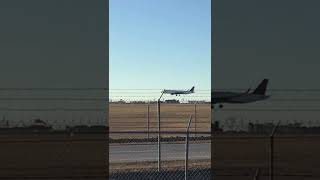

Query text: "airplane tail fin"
[190, 86, 195, 92]
[253, 79, 269, 95]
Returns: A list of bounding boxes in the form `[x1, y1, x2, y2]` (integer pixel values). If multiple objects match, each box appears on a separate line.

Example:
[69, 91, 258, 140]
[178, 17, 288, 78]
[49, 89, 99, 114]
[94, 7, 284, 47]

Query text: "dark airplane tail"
[253, 79, 269, 95]
[190, 86, 195, 92]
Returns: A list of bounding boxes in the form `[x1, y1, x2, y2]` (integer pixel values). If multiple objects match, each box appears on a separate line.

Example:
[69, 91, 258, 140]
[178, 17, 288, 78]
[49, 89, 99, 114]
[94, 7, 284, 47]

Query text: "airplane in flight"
[162, 86, 195, 96]
[212, 79, 270, 108]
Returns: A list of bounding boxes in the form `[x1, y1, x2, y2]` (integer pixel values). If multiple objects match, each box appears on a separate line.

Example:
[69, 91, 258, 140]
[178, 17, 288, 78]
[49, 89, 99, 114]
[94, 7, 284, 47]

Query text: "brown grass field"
[109, 103, 211, 139]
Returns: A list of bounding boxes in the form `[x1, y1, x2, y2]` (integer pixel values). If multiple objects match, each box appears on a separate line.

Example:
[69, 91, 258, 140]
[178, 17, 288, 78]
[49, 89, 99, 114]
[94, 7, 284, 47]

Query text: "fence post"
[185, 115, 193, 180]
[269, 121, 280, 180]
[194, 103, 197, 137]
[158, 99, 161, 171]
[147, 103, 150, 140]
[157, 92, 164, 172]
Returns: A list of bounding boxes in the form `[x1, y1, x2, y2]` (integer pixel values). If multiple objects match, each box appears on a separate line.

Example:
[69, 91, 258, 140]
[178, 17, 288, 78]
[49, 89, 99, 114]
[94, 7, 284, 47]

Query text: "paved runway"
[110, 142, 210, 162]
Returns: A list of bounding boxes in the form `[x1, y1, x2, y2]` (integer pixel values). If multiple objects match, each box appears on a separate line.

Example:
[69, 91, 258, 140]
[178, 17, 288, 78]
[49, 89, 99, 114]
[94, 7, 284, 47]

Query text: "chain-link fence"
[6, 87, 320, 179]
[109, 100, 211, 180]
[109, 131, 211, 180]
[111, 166, 211, 180]
[212, 89, 320, 180]
[212, 128, 320, 180]
[0, 89, 108, 179]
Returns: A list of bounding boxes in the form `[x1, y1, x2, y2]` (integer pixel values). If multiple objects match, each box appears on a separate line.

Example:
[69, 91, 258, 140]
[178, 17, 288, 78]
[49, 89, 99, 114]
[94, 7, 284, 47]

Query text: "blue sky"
[109, 0, 211, 100]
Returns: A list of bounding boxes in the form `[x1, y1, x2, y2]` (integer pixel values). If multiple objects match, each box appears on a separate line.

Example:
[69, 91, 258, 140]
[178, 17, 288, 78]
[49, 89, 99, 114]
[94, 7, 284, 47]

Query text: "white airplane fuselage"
[162, 86, 195, 95]
[163, 90, 192, 95]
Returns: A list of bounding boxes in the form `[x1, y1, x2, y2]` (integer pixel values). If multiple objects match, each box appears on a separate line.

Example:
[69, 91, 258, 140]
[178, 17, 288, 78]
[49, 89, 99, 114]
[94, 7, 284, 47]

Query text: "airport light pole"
[157, 91, 164, 171]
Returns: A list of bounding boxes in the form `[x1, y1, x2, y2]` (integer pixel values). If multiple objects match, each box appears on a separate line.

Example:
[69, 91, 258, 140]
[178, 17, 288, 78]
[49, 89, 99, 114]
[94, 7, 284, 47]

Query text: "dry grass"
[109, 103, 211, 139]
[110, 159, 210, 172]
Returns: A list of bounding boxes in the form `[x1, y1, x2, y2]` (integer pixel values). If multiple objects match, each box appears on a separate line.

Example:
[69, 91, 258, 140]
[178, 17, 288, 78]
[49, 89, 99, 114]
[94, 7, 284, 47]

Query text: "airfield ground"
[109, 103, 211, 139]
[109, 104, 320, 179]
[110, 134, 320, 179]
[0, 131, 319, 179]
[0, 104, 319, 179]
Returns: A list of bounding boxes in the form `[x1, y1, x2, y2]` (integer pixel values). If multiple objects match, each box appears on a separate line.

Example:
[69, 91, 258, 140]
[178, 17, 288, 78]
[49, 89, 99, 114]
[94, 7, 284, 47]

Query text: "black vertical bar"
[106, 0, 109, 179]
[147, 103, 150, 140]
[211, 0, 215, 177]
